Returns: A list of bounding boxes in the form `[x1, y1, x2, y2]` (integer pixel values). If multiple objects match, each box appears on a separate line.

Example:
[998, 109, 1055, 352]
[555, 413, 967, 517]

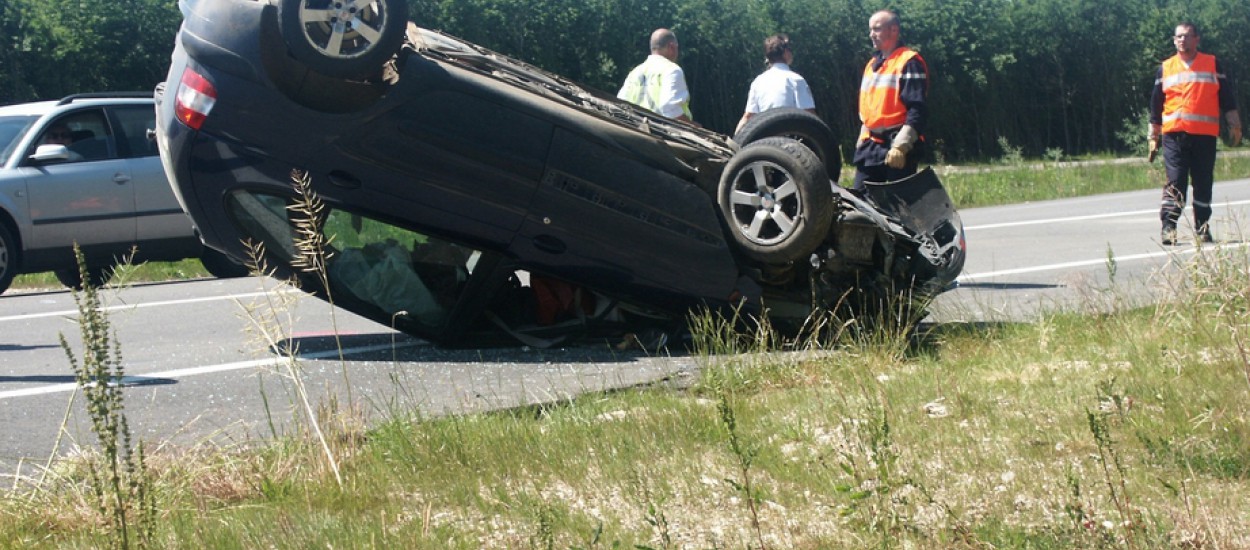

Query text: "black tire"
[733, 107, 842, 183]
[718, 137, 834, 264]
[0, 223, 18, 295]
[200, 248, 250, 279]
[55, 264, 113, 290]
[278, 0, 409, 80]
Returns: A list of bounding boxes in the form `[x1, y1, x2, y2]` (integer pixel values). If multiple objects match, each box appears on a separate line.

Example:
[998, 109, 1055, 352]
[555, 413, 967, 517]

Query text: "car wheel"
[0, 224, 17, 295]
[278, 0, 409, 80]
[200, 248, 249, 279]
[718, 137, 834, 264]
[733, 107, 841, 183]
[55, 265, 113, 290]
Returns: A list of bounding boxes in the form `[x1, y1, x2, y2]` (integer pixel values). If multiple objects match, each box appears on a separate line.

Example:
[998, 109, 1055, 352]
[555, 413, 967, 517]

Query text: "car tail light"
[174, 67, 217, 130]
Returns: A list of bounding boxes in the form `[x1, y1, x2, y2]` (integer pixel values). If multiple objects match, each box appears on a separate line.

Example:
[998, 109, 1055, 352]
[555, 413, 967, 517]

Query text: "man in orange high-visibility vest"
[1149, 21, 1241, 245]
[852, 10, 928, 191]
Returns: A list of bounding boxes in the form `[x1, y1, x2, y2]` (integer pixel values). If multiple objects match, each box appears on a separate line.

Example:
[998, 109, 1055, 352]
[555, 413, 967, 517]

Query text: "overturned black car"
[155, 0, 965, 347]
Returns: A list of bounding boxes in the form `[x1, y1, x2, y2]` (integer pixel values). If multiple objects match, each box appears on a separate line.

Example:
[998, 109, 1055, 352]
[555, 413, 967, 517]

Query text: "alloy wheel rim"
[299, 0, 390, 59]
[726, 160, 802, 245]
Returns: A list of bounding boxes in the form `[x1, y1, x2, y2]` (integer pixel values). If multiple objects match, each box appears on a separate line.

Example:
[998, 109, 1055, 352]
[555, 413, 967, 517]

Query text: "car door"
[323, 81, 552, 250]
[24, 108, 136, 251]
[109, 104, 196, 242]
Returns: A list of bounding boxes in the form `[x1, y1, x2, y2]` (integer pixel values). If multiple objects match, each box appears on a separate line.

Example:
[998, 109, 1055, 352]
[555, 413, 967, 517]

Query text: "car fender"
[0, 171, 32, 252]
[861, 167, 966, 286]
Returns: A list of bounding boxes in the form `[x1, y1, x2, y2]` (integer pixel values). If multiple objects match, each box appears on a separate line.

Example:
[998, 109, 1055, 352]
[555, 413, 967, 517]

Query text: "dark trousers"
[852, 155, 919, 190]
[850, 162, 920, 190]
[1161, 132, 1217, 231]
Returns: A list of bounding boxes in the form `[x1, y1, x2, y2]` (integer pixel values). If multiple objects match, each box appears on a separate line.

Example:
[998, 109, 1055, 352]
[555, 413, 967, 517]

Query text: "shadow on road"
[272, 333, 689, 364]
[0, 343, 62, 352]
[0, 375, 177, 387]
[955, 282, 1064, 290]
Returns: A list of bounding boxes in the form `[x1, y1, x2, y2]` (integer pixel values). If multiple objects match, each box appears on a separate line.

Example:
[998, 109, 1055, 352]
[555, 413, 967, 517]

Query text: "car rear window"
[226, 190, 483, 330]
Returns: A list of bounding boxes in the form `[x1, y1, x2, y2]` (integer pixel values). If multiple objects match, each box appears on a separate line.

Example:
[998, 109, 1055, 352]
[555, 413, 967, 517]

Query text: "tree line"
[5, 0, 1247, 161]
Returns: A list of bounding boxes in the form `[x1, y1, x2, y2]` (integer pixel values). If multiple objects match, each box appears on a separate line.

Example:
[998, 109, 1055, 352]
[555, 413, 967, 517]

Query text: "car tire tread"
[717, 136, 834, 264]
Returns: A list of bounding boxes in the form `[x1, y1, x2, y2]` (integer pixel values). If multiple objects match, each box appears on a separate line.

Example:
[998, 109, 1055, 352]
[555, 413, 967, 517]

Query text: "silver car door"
[25, 110, 136, 250]
[110, 105, 196, 241]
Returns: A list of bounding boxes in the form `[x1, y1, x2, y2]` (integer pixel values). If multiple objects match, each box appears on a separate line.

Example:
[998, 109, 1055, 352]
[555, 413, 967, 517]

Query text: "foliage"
[3, 0, 1248, 161]
[0, 0, 179, 102]
[412, 0, 1250, 160]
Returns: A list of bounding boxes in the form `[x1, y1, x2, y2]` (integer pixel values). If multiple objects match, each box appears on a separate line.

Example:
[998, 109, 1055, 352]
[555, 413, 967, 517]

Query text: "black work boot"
[1161, 226, 1178, 245]
[1196, 223, 1215, 244]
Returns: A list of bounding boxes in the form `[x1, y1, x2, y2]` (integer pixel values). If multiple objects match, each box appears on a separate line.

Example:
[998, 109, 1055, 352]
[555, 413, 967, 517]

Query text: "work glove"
[1147, 123, 1162, 163]
[1227, 110, 1242, 147]
[885, 147, 907, 169]
[855, 124, 870, 150]
[886, 125, 918, 169]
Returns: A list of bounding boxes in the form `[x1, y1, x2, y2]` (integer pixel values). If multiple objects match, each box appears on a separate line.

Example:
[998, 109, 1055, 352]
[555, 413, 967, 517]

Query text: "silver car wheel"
[279, 0, 408, 79]
[296, 0, 392, 60]
[726, 160, 804, 246]
[717, 137, 833, 264]
[0, 223, 15, 295]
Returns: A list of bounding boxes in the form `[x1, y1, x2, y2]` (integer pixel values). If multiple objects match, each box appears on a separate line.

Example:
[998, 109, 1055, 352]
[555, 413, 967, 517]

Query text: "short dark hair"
[764, 34, 791, 63]
[873, 10, 901, 29]
[1176, 21, 1200, 37]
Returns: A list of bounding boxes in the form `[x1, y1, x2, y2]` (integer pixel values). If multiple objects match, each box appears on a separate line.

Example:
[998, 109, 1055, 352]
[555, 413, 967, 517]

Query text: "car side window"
[35, 109, 113, 163]
[110, 105, 159, 158]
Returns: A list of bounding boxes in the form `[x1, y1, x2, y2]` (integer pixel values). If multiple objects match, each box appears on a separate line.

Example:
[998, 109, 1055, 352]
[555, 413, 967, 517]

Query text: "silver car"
[0, 92, 244, 294]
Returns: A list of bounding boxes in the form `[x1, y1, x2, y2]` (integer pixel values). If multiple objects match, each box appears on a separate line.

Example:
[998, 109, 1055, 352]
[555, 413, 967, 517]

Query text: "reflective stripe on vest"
[1161, 53, 1221, 136]
[618, 56, 692, 119]
[858, 48, 926, 142]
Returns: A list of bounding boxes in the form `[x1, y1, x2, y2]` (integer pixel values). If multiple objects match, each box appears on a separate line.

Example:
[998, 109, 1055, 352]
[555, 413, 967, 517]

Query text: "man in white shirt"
[735, 34, 816, 134]
[618, 28, 696, 125]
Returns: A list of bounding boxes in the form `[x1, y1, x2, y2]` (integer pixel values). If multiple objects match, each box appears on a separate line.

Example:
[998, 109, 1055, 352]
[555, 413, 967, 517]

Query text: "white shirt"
[744, 63, 815, 114]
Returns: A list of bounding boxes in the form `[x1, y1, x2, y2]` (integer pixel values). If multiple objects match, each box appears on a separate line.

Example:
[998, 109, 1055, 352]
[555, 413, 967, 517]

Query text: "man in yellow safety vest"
[618, 28, 696, 126]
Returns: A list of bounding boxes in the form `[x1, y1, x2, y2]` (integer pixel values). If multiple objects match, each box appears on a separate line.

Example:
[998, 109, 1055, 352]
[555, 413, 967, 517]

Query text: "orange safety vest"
[1161, 53, 1221, 136]
[858, 47, 928, 143]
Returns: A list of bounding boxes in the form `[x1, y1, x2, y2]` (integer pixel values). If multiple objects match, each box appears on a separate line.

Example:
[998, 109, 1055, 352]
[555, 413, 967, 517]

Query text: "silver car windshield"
[0, 116, 39, 166]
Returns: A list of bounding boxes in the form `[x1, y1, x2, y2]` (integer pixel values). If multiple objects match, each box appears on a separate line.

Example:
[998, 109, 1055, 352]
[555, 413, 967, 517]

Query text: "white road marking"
[957, 241, 1248, 282]
[957, 197, 1250, 281]
[964, 199, 1250, 231]
[0, 341, 422, 400]
[0, 289, 293, 323]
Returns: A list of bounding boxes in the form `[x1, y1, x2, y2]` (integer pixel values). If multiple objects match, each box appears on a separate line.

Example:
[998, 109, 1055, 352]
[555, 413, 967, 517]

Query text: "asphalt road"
[0, 278, 696, 481]
[930, 176, 1250, 322]
[3, 177, 1249, 480]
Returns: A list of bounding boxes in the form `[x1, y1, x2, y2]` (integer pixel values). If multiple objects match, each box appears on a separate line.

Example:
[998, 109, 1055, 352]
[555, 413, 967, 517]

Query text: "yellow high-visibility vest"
[618, 55, 692, 119]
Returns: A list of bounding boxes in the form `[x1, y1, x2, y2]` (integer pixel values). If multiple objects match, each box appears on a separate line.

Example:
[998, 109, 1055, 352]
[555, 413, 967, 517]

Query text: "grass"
[940, 151, 1250, 209]
[9, 258, 210, 293]
[835, 150, 1250, 210]
[4, 243, 1248, 548]
[2, 154, 1250, 547]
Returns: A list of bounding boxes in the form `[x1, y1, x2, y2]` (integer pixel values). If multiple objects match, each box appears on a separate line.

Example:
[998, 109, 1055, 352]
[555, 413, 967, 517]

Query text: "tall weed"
[58, 245, 156, 548]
